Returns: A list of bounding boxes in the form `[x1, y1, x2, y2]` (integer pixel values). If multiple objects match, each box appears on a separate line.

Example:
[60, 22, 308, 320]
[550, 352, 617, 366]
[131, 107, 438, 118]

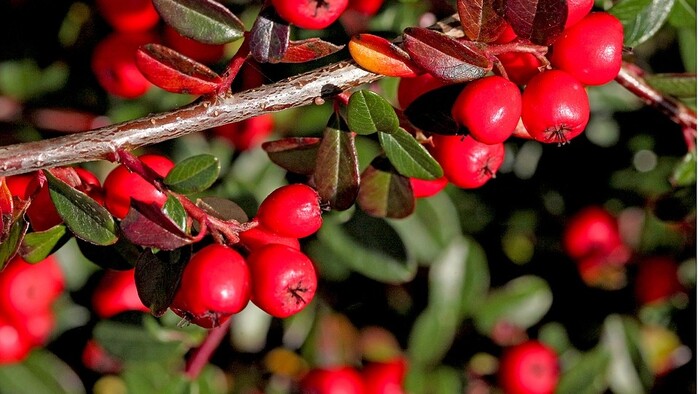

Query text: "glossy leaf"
[0, 349, 85, 394]
[609, 0, 675, 47]
[316, 212, 417, 283]
[263, 137, 321, 176]
[19, 224, 69, 263]
[164, 154, 220, 194]
[120, 200, 194, 251]
[403, 83, 465, 135]
[136, 44, 221, 95]
[197, 196, 248, 223]
[671, 151, 697, 187]
[378, 128, 443, 180]
[134, 248, 190, 317]
[495, 0, 567, 45]
[645, 73, 697, 98]
[152, 0, 245, 45]
[162, 195, 187, 232]
[45, 170, 118, 246]
[250, 6, 290, 63]
[76, 238, 140, 271]
[347, 89, 400, 135]
[348, 34, 421, 77]
[94, 320, 187, 362]
[0, 216, 27, 270]
[402, 27, 491, 83]
[457, 0, 508, 42]
[314, 116, 360, 211]
[357, 156, 415, 219]
[282, 38, 345, 63]
[473, 275, 553, 336]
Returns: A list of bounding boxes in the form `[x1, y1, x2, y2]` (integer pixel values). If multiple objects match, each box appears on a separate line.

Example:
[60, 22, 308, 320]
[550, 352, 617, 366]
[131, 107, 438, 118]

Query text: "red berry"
[163, 25, 226, 64]
[6, 172, 63, 231]
[409, 176, 448, 198]
[91, 32, 154, 99]
[82, 339, 123, 374]
[103, 154, 174, 219]
[92, 269, 150, 319]
[396, 73, 446, 110]
[565, 0, 595, 28]
[362, 358, 408, 394]
[550, 12, 624, 86]
[497, 51, 542, 86]
[272, 0, 349, 30]
[498, 341, 559, 394]
[239, 224, 301, 252]
[635, 256, 684, 305]
[300, 366, 365, 394]
[96, 0, 160, 32]
[170, 244, 251, 328]
[521, 70, 590, 144]
[74, 167, 105, 205]
[247, 244, 317, 318]
[13, 307, 55, 347]
[256, 184, 323, 239]
[451, 75, 522, 145]
[347, 0, 384, 15]
[0, 255, 64, 319]
[430, 135, 505, 189]
[563, 206, 624, 260]
[0, 318, 32, 365]
[212, 114, 276, 151]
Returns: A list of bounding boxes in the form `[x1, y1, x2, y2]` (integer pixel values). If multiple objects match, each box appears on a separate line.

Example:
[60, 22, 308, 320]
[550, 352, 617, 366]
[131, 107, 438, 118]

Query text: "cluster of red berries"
[271, 0, 385, 30]
[169, 183, 323, 328]
[396, 3, 623, 192]
[0, 255, 64, 364]
[562, 206, 632, 289]
[299, 357, 407, 394]
[91, 0, 225, 99]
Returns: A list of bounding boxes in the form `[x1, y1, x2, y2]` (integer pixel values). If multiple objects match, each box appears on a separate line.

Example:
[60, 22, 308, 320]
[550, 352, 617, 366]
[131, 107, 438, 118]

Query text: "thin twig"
[183, 318, 232, 380]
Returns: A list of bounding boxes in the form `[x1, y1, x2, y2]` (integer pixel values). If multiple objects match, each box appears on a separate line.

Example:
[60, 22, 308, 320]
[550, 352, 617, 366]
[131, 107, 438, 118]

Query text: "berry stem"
[216, 38, 251, 96]
[183, 317, 232, 380]
[615, 62, 697, 151]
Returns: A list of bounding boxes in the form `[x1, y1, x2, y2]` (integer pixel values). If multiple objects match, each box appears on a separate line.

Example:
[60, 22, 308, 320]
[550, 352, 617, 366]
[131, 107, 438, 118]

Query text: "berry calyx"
[430, 135, 505, 189]
[103, 154, 174, 219]
[499, 341, 559, 394]
[256, 184, 323, 239]
[271, 0, 349, 30]
[550, 12, 624, 86]
[521, 70, 590, 144]
[170, 244, 251, 328]
[451, 75, 522, 145]
[247, 244, 318, 318]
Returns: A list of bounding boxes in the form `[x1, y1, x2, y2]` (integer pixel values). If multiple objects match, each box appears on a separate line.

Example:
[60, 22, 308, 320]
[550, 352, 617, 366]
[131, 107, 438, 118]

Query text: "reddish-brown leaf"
[493, 0, 567, 45]
[135, 43, 222, 95]
[281, 38, 345, 63]
[120, 200, 195, 250]
[402, 27, 492, 83]
[457, 0, 508, 42]
[262, 137, 321, 176]
[250, 5, 290, 63]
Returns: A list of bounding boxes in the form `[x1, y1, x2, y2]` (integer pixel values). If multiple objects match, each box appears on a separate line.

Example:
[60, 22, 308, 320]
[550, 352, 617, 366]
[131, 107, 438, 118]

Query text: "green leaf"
[19, 225, 70, 263]
[152, 0, 245, 45]
[645, 73, 697, 98]
[357, 156, 415, 219]
[162, 195, 187, 232]
[122, 362, 188, 394]
[556, 347, 611, 394]
[677, 27, 697, 72]
[316, 212, 417, 283]
[0, 349, 86, 394]
[459, 237, 490, 318]
[0, 216, 28, 270]
[602, 315, 649, 394]
[347, 90, 400, 135]
[609, 0, 676, 47]
[406, 306, 458, 368]
[671, 151, 697, 186]
[314, 116, 361, 211]
[378, 128, 443, 180]
[94, 320, 186, 362]
[164, 154, 220, 194]
[473, 275, 553, 336]
[263, 137, 321, 176]
[667, 0, 697, 27]
[404, 366, 463, 394]
[45, 171, 118, 246]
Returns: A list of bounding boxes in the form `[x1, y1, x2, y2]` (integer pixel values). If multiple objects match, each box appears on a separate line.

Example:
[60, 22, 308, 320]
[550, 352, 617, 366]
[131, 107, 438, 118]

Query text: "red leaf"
[457, 0, 508, 42]
[120, 200, 194, 250]
[135, 43, 222, 95]
[402, 27, 492, 83]
[494, 0, 567, 45]
[281, 38, 345, 63]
